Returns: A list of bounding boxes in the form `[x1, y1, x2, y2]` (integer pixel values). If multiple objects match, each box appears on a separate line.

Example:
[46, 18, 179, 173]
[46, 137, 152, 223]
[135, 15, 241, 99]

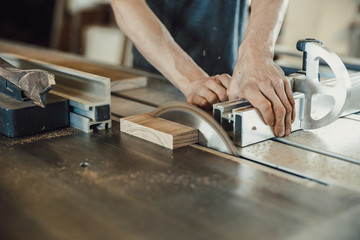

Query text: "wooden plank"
[112, 78, 185, 108]
[111, 96, 155, 118]
[0, 40, 143, 83]
[110, 76, 147, 92]
[120, 114, 198, 149]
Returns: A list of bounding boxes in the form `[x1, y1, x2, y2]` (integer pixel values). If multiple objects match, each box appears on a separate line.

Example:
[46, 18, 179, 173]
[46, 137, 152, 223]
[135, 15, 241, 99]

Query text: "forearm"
[240, 0, 288, 58]
[111, 0, 207, 96]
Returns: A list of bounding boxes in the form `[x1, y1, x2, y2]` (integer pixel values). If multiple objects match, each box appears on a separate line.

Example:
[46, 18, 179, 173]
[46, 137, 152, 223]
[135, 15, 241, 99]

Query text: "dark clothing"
[132, 0, 248, 76]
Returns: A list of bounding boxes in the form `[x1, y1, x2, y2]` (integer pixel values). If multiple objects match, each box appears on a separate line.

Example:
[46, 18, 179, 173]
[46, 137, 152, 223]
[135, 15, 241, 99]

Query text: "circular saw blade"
[151, 102, 238, 156]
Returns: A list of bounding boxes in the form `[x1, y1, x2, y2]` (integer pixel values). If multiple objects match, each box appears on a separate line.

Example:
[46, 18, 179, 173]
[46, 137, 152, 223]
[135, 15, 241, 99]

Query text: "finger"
[261, 88, 286, 137]
[187, 94, 212, 111]
[202, 87, 220, 105]
[206, 78, 228, 102]
[227, 85, 241, 100]
[272, 65, 296, 126]
[216, 74, 231, 88]
[284, 79, 296, 123]
[273, 79, 293, 136]
[245, 90, 275, 127]
[200, 80, 225, 103]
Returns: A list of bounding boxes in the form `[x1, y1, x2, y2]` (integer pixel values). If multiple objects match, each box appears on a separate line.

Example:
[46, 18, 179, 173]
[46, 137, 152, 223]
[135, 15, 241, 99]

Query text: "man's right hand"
[227, 49, 295, 137]
[185, 74, 231, 111]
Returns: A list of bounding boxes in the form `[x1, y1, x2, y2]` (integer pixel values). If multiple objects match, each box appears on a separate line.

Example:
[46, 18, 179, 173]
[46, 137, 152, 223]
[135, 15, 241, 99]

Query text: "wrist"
[239, 39, 275, 60]
[170, 66, 208, 97]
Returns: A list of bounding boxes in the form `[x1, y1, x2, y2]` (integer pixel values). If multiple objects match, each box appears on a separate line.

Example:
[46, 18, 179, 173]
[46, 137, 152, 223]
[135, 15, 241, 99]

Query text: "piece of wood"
[120, 114, 198, 149]
[110, 76, 147, 92]
[0, 40, 144, 83]
[111, 96, 155, 118]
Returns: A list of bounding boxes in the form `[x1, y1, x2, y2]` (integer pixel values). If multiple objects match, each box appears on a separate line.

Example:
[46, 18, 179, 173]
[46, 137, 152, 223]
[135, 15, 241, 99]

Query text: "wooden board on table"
[0, 40, 143, 83]
[120, 113, 198, 149]
[111, 76, 147, 92]
[111, 96, 155, 118]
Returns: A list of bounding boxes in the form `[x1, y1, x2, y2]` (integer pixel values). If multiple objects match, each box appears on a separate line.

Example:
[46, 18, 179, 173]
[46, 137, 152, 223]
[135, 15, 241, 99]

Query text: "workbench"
[1, 40, 360, 240]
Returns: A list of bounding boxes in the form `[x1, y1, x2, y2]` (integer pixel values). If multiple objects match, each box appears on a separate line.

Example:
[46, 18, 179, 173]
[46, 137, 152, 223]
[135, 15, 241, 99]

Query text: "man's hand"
[228, 49, 295, 137]
[226, 0, 291, 137]
[186, 74, 231, 111]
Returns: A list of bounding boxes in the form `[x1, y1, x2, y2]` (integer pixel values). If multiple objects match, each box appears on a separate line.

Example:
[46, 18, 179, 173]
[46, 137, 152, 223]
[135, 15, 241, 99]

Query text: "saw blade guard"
[151, 102, 238, 156]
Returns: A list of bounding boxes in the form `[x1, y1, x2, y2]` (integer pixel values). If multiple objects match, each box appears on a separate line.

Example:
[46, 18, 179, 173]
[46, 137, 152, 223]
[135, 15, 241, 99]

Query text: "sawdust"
[77, 168, 238, 192]
[2, 127, 78, 148]
[79, 168, 99, 180]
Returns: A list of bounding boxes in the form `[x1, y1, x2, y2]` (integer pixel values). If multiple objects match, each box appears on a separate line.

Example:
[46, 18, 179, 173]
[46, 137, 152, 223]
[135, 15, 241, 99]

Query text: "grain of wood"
[120, 114, 198, 149]
[0, 40, 142, 82]
[110, 77, 147, 92]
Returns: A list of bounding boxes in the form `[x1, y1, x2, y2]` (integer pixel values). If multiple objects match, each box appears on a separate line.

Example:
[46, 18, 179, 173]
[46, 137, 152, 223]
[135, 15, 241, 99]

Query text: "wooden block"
[120, 114, 198, 149]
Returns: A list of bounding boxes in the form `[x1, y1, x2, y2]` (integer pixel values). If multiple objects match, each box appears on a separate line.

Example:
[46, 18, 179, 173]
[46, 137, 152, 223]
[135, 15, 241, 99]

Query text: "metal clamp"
[294, 39, 352, 129]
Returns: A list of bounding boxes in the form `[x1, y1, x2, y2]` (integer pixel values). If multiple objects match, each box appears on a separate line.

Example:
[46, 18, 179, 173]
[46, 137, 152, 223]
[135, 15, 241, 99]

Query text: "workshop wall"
[281, 0, 358, 57]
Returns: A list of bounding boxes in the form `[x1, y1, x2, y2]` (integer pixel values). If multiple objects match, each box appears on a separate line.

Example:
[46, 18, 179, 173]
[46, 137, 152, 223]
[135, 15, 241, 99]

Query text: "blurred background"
[0, 0, 359, 69]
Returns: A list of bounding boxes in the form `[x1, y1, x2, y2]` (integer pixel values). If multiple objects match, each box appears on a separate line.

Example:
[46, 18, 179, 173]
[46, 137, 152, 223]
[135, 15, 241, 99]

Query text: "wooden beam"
[120, 114, 198, 149]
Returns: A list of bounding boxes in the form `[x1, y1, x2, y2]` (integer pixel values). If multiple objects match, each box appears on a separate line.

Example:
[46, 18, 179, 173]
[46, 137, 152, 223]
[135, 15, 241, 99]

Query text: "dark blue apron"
[132, 0, 248, 76]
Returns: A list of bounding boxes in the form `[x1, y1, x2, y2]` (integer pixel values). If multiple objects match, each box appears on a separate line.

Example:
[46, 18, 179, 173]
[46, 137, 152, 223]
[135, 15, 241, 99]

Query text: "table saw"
[1, 39, 360, 240]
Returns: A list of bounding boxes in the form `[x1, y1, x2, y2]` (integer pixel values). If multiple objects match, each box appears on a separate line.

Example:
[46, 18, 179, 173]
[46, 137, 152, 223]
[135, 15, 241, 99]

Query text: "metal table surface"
[1, 122, 360, 240]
